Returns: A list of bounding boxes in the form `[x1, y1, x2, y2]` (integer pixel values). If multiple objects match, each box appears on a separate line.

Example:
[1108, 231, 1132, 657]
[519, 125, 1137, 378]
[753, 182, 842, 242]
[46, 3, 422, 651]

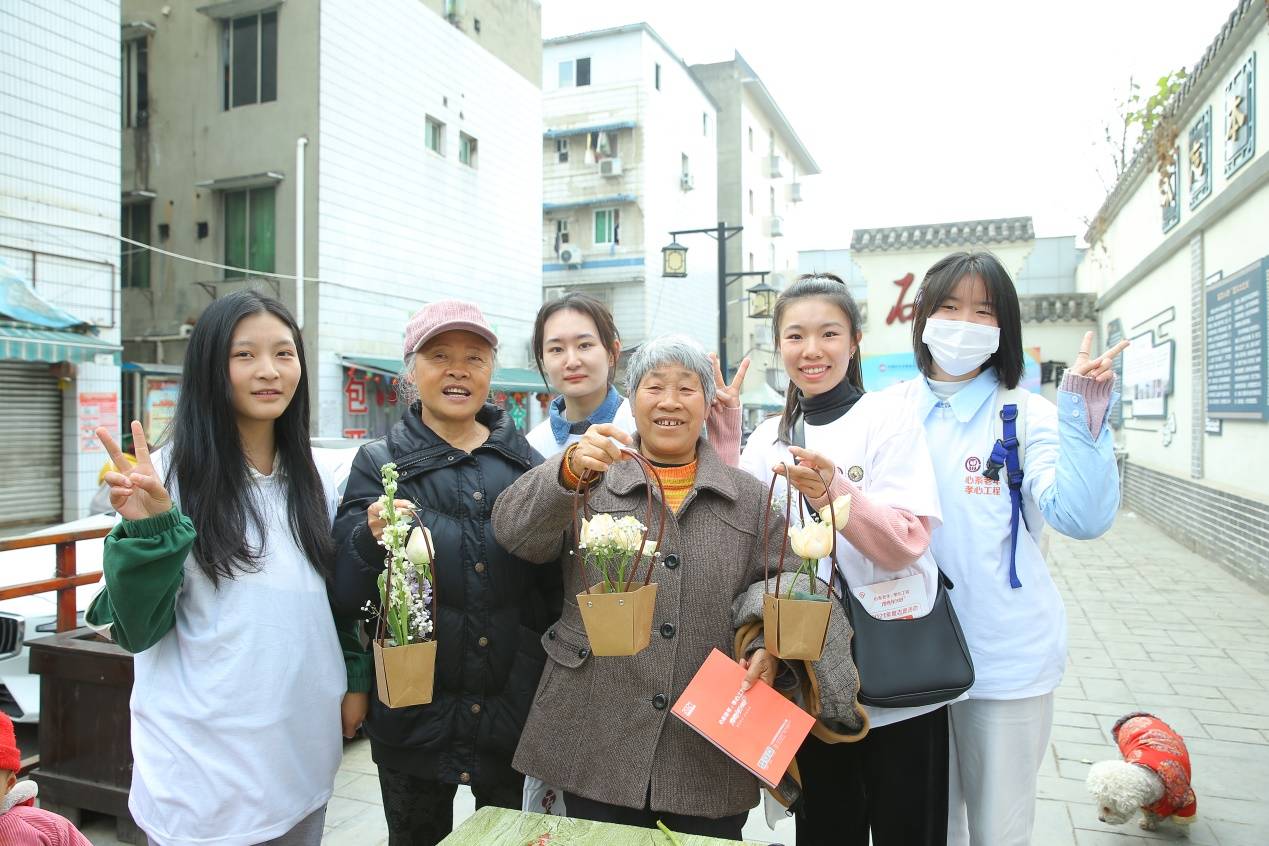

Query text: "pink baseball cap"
[403, 300, 499, 359]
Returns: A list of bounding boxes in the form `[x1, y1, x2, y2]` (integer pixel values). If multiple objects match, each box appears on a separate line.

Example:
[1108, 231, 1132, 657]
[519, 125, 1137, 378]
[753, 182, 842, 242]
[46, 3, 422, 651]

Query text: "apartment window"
[426, 116, 445, 155]
[748, 190, 754, 215]
[122, 38, 149, 127]
[769, 186, 776, 214]
[593, 208, 620, 245]
[748, 127, 753, 152]
[681, 153, 690, 177]
[121, 202, 151, 288]
[554, 219, 569, 248]
[222, 10, 277, 109]
[223, 187, 276, 277]
[748, 252, 754, 272]
[559, 57, 591, 88]
[768, 128, 776, 153]
[702, 112, 709, 137]
[556, 138, 569, 163]
[655, 63, 661, 90]
[589, 130, 618, 159]
[459, 132, 477, 167]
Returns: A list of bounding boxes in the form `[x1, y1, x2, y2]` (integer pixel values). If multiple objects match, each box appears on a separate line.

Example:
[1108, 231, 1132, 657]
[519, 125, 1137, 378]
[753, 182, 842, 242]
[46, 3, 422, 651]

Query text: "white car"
[0, 442, 363, 724]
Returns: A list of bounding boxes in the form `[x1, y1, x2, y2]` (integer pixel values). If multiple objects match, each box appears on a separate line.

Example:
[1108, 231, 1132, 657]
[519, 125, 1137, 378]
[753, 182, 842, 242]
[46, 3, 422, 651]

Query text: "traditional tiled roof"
[850, 217, 1034, 252]
[1085, 0, 1263, 243]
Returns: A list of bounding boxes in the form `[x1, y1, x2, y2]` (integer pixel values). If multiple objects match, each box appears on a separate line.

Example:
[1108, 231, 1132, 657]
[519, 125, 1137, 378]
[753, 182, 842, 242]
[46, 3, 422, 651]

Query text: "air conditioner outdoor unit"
[770, 216, 784, 237]
[788, 181, 802, 203]
[768, 155, 784, 178]
[680, 172, 694, 191]
[754, 324, 774, 348]
[559, 246, 583, 266]
[599, 157, 623, 177]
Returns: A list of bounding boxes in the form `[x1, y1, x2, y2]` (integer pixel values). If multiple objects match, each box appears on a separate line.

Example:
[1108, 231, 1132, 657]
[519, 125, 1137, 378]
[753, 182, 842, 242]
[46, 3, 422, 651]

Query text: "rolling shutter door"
[0, 363, 62, 528]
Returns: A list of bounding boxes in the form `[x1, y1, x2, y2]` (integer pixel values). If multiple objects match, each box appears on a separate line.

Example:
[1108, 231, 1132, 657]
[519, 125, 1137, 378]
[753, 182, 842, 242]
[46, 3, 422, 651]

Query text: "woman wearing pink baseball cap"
[331, 300, 559, 845]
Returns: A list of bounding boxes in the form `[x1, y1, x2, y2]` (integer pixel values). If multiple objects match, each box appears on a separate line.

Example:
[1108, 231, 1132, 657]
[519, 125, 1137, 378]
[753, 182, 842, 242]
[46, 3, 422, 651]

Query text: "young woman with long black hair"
[737, 273, 949, 845]
[890, 251, 1125, 845]
[87, 291, 368, 846]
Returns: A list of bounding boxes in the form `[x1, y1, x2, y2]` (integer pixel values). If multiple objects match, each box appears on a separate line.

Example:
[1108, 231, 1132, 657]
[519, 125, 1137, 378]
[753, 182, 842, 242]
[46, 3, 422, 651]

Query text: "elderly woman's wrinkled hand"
[740, 648, 777, 692]
[567, 423, 635, 478]
[367, 498, 417, 542]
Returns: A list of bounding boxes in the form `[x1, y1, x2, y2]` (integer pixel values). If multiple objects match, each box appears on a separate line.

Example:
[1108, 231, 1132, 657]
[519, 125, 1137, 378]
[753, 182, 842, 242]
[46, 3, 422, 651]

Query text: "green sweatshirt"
[85, 506, 371, 693]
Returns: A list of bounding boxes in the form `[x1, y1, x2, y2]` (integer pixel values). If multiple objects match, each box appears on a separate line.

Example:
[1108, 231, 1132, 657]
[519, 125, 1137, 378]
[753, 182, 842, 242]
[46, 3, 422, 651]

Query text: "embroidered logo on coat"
[847, 465, 864, 483]
[965, 456, 982, 473]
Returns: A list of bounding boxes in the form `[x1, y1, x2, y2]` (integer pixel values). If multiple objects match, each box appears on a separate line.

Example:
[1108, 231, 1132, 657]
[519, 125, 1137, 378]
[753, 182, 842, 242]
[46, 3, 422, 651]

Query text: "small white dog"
[1086, 712, 1198, 833]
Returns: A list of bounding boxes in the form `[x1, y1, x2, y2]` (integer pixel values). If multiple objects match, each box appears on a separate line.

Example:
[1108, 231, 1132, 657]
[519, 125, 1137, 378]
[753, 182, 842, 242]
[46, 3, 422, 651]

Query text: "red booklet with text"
[671, 648, 815, 788]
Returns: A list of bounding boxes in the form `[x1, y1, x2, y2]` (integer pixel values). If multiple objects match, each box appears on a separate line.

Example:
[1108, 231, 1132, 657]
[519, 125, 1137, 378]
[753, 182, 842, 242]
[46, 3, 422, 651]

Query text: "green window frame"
[223, 187, 276, 277]
[593, 208, 619, 245]
[122, 202, 151, 289]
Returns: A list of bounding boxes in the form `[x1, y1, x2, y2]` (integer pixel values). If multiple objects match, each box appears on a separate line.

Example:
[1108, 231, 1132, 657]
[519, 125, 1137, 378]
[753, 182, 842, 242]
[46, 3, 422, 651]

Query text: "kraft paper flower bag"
[371, 462, 438, 708]
[759, 466, 850, 662]
[572, 450, 668, 657]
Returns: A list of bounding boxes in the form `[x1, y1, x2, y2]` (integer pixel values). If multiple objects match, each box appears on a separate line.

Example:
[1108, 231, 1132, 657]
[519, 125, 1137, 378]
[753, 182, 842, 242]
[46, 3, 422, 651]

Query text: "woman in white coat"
[738, 273, 949, 846]
[886, 251, 1126, 845]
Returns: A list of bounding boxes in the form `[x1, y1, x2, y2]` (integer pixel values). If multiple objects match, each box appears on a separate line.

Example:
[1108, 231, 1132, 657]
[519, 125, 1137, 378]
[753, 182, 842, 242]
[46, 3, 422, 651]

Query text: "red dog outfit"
[1112, 712, 1197, 820]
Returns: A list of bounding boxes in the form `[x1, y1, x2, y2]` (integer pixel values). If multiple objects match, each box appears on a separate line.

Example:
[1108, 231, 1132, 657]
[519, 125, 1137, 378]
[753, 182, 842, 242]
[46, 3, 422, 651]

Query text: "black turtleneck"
[800, 379, 863, 426]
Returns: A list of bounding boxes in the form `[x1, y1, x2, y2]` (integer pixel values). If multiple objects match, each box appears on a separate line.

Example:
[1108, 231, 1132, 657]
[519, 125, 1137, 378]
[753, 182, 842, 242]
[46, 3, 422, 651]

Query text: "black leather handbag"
[792, 416, 974, 708]
[834, 569, 975, 708]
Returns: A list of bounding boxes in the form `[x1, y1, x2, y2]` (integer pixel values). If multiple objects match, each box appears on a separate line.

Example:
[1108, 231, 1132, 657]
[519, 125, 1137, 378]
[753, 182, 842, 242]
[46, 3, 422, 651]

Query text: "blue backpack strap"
[999, 403, 1024, 589]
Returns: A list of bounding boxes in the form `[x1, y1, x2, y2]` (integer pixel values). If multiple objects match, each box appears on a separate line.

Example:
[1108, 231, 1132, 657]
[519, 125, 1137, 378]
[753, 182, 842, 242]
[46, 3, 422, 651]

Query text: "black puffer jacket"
[331, 402, 558, 785]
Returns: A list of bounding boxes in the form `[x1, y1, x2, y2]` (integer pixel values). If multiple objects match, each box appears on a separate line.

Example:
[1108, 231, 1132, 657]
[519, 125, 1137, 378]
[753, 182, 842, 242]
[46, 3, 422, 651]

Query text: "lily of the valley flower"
[406, 525, 433, 566]
[818, 494, 852, 531]
[788, 520, 834, 561]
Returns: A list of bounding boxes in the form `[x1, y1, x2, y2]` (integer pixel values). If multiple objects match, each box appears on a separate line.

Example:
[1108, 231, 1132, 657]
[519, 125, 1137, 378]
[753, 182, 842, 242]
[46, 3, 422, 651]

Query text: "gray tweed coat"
[490, 438, 790, 819]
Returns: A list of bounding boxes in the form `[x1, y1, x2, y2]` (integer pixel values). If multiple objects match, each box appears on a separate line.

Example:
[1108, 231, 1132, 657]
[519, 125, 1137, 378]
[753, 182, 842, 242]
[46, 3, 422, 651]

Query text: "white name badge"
[854, 573, 928, 620]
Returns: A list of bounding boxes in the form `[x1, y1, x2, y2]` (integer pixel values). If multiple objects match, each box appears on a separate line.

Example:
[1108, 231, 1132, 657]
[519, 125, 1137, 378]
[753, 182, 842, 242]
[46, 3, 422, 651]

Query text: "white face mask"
[921, 319, 1001, 377]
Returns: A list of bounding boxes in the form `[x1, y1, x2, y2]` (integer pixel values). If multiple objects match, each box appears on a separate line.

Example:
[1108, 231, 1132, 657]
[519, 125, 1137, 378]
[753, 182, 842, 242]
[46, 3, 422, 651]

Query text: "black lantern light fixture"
[746, 277, 777, 318]
[661, 240, 687, 278]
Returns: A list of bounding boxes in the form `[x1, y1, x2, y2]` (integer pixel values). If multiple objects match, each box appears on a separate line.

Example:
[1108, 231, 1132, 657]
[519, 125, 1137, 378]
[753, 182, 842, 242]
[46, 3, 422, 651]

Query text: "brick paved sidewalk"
[81, 510, 1269, 844]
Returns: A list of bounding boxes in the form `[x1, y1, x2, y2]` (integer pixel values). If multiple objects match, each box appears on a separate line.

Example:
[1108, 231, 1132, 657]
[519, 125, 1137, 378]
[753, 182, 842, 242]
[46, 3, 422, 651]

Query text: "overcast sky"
[541, 0, 1239, 248]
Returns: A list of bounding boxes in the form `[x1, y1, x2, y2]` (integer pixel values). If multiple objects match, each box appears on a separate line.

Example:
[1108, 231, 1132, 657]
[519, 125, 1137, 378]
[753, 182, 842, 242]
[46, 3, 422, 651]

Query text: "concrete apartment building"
[1077, 0, 1269, 587]
[1, 0, 123, 526]
[541, 24, 720, 352]
[120, 0, 544, 440]
[692, 53, 820, 418]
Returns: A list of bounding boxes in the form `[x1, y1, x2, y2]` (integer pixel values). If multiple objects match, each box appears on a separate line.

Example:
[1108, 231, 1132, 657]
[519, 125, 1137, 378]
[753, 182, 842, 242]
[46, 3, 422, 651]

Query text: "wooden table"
[27, 627, 141, 844]
[439, 805, 772, 845]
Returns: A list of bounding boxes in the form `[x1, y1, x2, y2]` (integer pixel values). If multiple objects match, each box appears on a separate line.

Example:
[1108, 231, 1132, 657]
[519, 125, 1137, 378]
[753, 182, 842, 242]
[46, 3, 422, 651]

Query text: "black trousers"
[796, 705, 949, 846]
[378, 765, 523, 846]
[564, 790, 748, 841]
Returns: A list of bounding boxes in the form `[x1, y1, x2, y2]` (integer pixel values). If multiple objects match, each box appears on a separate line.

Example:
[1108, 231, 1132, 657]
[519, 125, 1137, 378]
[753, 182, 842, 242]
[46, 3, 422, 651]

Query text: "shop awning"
[0, 324, 122, 365]
[340, 356, 547, 394]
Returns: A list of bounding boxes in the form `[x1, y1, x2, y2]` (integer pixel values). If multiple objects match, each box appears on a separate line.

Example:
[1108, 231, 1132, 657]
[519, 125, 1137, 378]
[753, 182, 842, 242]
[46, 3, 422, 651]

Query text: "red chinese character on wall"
[345, 373, 368, 415]
[886, 273, 916, 325]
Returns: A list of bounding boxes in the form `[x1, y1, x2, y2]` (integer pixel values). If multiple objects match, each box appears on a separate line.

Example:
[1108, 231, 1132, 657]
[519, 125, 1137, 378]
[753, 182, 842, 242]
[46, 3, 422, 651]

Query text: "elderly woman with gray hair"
[491, 334, 789, 838]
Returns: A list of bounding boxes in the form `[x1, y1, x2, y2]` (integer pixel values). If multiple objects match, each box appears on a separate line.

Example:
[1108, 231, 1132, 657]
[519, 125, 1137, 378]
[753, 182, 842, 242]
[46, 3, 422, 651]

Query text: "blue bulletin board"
[1206, 257, 1269, 420]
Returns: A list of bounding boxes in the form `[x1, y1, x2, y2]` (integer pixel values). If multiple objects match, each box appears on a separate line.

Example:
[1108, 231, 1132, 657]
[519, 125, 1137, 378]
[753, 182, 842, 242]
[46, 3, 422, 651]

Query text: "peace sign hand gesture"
[710, 354, 750, 411]
[96, 421, 173, 521]
[1068, 331, 1129, 383]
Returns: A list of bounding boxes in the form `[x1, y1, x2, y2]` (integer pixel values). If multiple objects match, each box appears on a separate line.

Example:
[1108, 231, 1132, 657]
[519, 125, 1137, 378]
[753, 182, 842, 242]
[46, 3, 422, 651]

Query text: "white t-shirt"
[888, 371, 1067, 700]
[526, 397, 637, 458]
[130, 451, 347, 846]
[739, 391, 949, 728]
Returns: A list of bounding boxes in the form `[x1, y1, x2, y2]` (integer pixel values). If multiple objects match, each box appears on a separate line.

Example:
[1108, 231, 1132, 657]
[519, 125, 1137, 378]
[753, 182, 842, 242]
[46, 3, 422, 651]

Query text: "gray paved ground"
[81, 511, 1269, 844]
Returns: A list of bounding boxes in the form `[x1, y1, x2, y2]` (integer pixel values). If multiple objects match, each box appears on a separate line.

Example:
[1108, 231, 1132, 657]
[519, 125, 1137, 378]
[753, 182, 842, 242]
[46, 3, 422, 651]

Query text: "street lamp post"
[661, 221, 769, 378]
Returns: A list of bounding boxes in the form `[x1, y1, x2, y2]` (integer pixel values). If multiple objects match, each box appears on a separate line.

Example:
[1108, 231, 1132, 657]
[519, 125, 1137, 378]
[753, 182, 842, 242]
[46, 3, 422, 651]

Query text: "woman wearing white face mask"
[879, 252, 1128, 846]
